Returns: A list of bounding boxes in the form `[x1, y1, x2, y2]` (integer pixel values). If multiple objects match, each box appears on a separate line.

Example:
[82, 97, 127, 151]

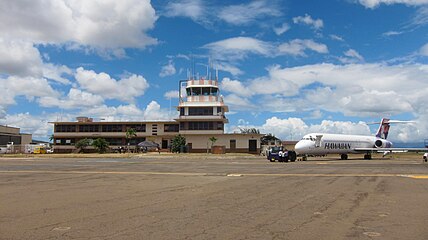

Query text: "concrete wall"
[0, 125, 20, 135]
[185, 134, 262, 153]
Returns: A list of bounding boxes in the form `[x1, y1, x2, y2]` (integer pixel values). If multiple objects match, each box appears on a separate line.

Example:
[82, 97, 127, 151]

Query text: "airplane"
[294, 118, 428, 160]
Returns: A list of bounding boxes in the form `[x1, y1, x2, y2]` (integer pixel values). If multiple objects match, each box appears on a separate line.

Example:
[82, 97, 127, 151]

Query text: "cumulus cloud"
[0, 0, 158, 55]
[357, 0, 428, 8]
[39, 88, 104, 109]
[221, 63, 428, 122]
[221, 78, 253, 97]
[278, 39, 329, 56]
[75, 67, 149, 102]
[204, 37, 328, 61]
[78, 101, 174, 121]
[292, 14, 324, 30]
[216, 62, 244, 76]
[339, 49, 365, 63]
[203, 37, 274, 61]
[0, 112, 55, 139]
[0, 39, 43, 77]
[164, 90, 180, 99]
[218, 0, 282, 25]
[0, 76, 60, 108]
[163, 0, 206, 23]
[159, 60, 177, 77]
[143, 101, 173, 120]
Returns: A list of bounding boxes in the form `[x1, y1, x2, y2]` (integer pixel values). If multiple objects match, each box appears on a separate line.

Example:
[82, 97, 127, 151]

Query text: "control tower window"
[192, 88, 201, 96]
[189, 107, 213, 115]
[202, 87, 210, 96]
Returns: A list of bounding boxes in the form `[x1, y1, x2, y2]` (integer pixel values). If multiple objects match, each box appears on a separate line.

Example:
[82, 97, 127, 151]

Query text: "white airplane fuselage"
[294, 133, 393, 156]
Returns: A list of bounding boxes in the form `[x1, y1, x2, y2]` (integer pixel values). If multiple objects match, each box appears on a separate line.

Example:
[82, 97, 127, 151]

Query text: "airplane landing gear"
[364, 154, 372, 160]
[340, 154, 348, 160]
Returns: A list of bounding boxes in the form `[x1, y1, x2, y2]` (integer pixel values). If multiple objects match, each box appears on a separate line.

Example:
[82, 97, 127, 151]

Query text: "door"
[230, 140, 236, 152]
[248, 139, 257, 153]
[162, 139, 168, 149]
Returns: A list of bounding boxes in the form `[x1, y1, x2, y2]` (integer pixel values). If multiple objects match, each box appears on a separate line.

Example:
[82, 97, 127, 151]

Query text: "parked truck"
[266, 146, 297, 162]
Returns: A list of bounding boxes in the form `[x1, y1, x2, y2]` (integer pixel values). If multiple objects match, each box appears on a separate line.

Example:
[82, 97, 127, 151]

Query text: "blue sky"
[1, 0, 428, 142]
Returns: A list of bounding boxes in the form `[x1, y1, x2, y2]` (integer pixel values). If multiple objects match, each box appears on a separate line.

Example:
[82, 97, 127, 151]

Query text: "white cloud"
[143, 101, 172, 120]
[292, 14, 324, 30]
[278, 39, 329, 56]
[221, 78, 253, 97]
[218, 0, 282, 25]
[216, 62, 244, 76]
[339, 49, 365, 63]
[39, 88, 104, 109]
[204, 37, 328, 61]
[221, 63, 428, 121]
[382, 31, 404, 37]
[0, 39, 43, 77]
[163, 0, 206, 23]
[75, 67, 149, 102]
[0, 76, 60, 107]
[203, 37, 274, 61]
[159, 60, 177, 77]
[330, 34, 344, 41]
[357, 0, 428, 8]
[0, 112, 55, 140]
[273, 23, 291, 35]
[420, 43, 428, 56]
[164, 90, 179, 99]
[0, 0, 158, 55]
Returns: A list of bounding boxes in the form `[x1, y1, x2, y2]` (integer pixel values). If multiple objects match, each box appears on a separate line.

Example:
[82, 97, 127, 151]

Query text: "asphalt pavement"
[1, 154, 428, 239]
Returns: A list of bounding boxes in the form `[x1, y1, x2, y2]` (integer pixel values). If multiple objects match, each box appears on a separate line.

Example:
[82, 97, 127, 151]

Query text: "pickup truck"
[266, 146, 297, 162]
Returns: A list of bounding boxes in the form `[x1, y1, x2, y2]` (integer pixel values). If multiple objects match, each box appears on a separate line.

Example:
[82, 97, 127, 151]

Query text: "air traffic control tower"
[176, 71, 229, 135]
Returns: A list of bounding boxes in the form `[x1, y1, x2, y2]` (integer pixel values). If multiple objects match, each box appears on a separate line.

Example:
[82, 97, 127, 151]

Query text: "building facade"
[0, 125, 32, 146]
[51, 74, 262, 153]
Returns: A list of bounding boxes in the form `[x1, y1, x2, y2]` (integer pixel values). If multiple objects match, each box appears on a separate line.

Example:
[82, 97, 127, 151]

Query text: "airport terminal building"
[51, 76, 263, 153]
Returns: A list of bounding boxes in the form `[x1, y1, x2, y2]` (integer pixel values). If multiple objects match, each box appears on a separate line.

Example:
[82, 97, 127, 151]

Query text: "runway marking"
[2, 170, 428, 179]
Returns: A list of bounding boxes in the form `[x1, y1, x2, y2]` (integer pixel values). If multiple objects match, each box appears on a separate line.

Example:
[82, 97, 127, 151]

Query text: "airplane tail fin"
[370, 118, 414, 140]
[375, 118, 390, 139]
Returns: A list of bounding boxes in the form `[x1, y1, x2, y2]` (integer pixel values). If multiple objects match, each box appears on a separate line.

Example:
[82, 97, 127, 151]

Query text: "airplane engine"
[374, 139, 392, 148]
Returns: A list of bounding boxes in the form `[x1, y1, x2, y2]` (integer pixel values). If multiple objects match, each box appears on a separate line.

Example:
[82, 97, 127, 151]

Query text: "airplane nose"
[294, 141, 305, 154]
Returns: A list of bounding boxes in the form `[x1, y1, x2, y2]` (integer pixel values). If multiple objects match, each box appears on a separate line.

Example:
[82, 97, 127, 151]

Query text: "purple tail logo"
[376, 118, 390, 139]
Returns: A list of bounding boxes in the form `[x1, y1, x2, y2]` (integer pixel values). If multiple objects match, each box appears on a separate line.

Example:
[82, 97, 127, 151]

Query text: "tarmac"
[1, 153, 428, 239]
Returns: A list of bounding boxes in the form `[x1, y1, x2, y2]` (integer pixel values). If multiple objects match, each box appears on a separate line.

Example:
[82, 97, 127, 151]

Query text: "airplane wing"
[354, 148, 428, 153]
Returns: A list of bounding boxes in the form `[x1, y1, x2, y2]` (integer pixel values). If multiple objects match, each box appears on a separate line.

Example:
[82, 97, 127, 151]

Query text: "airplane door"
[315, 135, 323, 148]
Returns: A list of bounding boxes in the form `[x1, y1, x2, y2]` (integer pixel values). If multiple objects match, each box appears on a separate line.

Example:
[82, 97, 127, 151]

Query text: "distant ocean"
[393, 142, 428, 148]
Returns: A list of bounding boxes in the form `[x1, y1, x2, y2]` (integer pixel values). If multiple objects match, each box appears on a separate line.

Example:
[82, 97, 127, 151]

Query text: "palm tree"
[125, 128, 137, 152]
[239, 128, 260, 134]
[49, 134, 54, 143]
[261, 133, 280, 145]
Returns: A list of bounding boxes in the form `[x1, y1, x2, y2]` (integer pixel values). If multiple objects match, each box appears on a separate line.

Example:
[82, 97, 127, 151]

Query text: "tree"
[92, 138, 109, 153]
[171, 134, 186, 153]
[209, 136, 217, 147]
[125, 128, 137, 152]
[75, 138, 91, 153]
[49, 134, 54, 143]
[239, 128, 260, 134]
[261, 133, 280, 145]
